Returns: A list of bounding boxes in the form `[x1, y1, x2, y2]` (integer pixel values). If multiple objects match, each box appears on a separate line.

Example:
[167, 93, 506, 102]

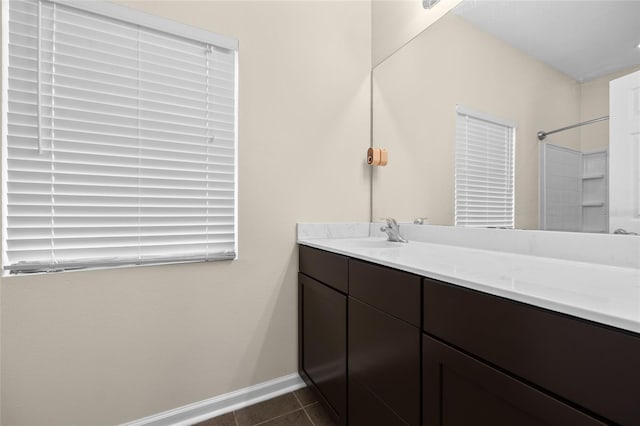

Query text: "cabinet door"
[349, 375, 409, 426]
[422, 334, 607, 426]
[349, 297, 421, 425]
[423, 277, 640, 424]
[299, 273, 347, 424]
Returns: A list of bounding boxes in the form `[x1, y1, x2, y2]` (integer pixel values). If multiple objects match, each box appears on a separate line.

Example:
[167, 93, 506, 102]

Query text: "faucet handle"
[380, 218, 396, 232]
[383, 218, 398, 228]
[379, 218, 408, 243]
[614, 228, 639, 235]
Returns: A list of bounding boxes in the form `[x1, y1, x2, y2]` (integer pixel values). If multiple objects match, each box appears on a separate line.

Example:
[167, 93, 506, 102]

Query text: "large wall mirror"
[372, 0, 640, 234]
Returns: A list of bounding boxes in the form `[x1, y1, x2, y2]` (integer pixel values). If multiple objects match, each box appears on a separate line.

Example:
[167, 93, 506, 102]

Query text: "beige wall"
[372, 0, 462, 67]
[372, 14, 581, 229]
[0, 2, 371, 425]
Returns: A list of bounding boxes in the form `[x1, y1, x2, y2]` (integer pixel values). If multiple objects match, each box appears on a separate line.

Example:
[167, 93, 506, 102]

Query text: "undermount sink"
[337, 238, 405, 249]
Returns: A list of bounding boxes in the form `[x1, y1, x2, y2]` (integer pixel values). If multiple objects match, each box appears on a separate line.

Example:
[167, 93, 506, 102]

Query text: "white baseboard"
[121, 373, 306, 426]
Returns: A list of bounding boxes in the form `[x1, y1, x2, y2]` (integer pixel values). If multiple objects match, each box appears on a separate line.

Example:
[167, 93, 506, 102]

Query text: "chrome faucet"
[380, 218, 407, 243]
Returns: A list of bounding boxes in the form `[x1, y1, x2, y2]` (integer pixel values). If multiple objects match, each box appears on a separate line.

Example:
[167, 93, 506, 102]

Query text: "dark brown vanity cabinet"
[422, 277, 640, 426]
[422, 335, 605, 426]
[299, 246, 422, 425]
[348, 259, 422, 426]
[299, 245, 640, 426]
[299, 245, 348, 425]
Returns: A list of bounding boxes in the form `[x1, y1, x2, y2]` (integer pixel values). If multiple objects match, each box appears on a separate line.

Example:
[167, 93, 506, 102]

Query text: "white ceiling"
[454, 0, 640, 82]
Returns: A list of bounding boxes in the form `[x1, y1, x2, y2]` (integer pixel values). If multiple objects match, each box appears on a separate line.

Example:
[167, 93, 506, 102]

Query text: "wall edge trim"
[121, 373, 305, 426]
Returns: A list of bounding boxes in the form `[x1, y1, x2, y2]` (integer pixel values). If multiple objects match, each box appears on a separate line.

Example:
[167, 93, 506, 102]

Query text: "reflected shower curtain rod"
[537, 116, 609, 141]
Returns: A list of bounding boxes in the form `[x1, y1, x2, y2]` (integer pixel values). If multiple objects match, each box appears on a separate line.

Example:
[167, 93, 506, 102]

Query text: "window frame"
[454, 105, 516, 229]
[1, 0, 239, 275]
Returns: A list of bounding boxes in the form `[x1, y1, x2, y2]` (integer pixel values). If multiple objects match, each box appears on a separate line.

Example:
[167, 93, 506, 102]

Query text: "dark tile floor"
[195, 387, 337, 426]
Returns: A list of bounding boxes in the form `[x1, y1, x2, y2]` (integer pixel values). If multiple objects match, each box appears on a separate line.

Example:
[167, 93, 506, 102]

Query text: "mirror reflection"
[372, 0, 640, 234]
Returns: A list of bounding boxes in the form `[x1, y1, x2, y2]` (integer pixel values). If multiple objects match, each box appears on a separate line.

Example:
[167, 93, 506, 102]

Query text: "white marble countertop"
[298, 231, 640, 334]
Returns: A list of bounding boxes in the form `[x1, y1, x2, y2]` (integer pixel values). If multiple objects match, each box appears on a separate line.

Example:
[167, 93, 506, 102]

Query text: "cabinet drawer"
[349, 258, 421, 326]
[423, 278, 640, 425]
[423, 334, 606, 426]
[349, 297, 421, 425]
[299, 245, 348, 293]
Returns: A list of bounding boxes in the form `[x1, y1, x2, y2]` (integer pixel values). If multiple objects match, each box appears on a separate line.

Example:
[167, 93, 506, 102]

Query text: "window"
[3, 0, 238, 274]
[454, 106, 515, 228]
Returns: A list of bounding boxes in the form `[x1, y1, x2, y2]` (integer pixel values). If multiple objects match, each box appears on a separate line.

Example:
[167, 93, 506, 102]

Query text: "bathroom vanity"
[297, 224, 640, 426]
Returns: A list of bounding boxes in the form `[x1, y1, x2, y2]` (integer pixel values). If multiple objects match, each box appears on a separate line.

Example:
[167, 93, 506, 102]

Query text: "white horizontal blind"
[455, 107, 515, 228]
[4, 0, 238, 273]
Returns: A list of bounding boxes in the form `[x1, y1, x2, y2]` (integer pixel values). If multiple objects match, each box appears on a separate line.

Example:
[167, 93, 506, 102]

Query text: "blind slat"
[455, 109, 515, 229]
[5, 0, 238, 274]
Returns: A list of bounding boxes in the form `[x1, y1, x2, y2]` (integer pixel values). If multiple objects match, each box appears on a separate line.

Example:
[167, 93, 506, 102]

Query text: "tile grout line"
[302, 406, 316, 426]
[293, 391, 316, 426]
[252, 407, 307, 426]
[234, 392, 300, 426]
[292, 391, 303, 409]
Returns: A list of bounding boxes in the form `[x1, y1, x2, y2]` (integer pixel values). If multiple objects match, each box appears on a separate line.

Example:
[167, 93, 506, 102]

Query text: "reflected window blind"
[455, 107, 515, 228]
[4, 0, 238, 273]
